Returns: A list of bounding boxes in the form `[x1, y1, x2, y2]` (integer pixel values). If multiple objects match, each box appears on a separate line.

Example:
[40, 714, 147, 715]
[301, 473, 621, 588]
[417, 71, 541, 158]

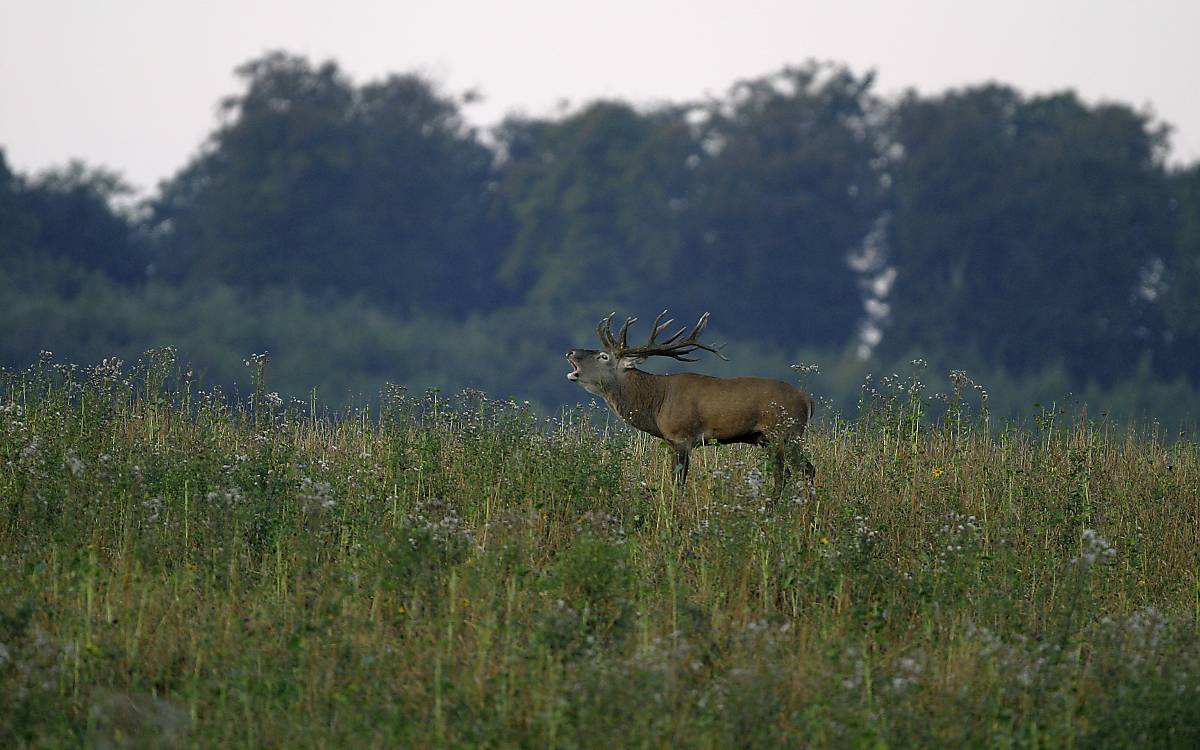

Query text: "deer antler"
[597, 310, 728, 362]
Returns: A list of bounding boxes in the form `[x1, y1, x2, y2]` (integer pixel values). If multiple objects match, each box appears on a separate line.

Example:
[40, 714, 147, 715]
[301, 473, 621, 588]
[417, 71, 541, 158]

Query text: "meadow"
[2, 349, 1199, 747]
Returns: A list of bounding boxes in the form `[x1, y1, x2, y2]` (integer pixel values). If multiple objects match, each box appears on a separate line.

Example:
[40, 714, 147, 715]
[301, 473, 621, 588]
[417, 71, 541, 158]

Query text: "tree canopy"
[882, 86, 1174, 380]
[687, 64, 887, 347]
[151, 52, 503, 315]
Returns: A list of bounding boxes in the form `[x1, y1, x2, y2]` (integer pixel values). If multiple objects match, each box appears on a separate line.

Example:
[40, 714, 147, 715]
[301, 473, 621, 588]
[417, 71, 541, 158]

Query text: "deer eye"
[597, 352, 610, 361]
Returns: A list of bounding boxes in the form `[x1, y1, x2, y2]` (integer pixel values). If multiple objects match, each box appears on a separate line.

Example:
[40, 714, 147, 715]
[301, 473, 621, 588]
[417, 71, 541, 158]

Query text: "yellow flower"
[820, 536, 830, 545]
[931, 467, 945, 478]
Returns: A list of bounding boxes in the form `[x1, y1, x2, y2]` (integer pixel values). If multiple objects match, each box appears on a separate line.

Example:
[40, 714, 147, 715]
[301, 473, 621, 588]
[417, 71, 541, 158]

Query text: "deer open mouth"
[566, 354, 581, 381]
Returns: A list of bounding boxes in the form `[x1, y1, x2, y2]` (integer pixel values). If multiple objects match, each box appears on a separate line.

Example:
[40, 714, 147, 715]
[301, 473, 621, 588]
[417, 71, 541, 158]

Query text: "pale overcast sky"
[1, 0, 1197, 194]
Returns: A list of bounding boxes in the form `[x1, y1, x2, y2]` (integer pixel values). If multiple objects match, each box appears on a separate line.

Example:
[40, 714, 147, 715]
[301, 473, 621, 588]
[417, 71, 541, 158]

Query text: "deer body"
[567, 312, 815, 495]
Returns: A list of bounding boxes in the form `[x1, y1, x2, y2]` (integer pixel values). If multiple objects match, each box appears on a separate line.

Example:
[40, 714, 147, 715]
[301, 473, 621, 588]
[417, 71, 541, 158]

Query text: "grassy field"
[2, 350, 1199, 747]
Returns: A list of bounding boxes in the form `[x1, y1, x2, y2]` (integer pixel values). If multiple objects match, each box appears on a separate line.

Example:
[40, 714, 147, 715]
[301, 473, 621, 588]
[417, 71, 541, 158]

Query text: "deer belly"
[713, 431, 764, 446]
[698, 415, 765, 445]
[697, 405, 790, 445]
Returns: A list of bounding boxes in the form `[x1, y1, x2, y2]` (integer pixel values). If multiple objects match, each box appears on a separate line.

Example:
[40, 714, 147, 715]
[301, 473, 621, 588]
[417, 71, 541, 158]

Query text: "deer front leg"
[671, 443, 691, 485]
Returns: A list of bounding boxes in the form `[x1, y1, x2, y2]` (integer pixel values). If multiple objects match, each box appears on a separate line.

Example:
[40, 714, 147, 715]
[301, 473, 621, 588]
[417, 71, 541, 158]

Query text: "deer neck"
[601, 369, 665, 437]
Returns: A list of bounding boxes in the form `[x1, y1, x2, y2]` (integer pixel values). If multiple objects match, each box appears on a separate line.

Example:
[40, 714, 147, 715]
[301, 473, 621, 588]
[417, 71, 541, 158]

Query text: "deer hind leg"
[770, 441, 791, 499]
[789, 441, 816, 500]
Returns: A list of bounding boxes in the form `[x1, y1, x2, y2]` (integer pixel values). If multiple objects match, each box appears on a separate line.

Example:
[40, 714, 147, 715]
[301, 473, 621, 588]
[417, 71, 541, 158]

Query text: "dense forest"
[3, 52, 1199, 422]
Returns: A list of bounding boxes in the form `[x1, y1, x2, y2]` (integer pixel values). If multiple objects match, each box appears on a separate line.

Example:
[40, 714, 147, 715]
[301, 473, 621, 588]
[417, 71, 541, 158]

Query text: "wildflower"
[574, 510, 626, 542]
[744, 468, 764, 499]
[204, 486, 245, 507]
[142, 497, 163, 522]
[298, 477, 335, 511]
[852, 515, 879, 543]
[931, 466, 945, 478]
[1073, 528, 1117, 566]
[65, 454, 85, 477]
[889, 656, 923, 693]
[1124, 606, 1168, 654]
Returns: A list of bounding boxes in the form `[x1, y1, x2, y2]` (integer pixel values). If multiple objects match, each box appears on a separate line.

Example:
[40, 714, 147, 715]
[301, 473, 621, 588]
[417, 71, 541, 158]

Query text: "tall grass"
[2, 350, 1198, 747]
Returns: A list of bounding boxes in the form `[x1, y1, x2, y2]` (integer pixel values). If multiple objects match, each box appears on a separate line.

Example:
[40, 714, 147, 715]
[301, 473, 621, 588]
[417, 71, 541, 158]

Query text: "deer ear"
[619, 355, 644, 370]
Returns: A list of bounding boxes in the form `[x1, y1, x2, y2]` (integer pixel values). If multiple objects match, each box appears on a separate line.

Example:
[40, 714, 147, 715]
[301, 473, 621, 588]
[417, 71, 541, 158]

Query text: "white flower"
[1074, 529, 1117, 566]
[298, 477, 335, 511]
[65, 454, 84, 477]
[142, 497, 163, 522]
[744, 468, 764, 499]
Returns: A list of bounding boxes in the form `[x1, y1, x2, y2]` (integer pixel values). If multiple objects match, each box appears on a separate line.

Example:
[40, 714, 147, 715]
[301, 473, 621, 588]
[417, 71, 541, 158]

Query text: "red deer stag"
[566, 311, 815, 496]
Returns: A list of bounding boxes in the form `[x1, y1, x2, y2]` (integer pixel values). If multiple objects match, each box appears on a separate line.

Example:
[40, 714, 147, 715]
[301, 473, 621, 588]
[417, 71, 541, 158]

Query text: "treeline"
[2, 52, 1199, 419]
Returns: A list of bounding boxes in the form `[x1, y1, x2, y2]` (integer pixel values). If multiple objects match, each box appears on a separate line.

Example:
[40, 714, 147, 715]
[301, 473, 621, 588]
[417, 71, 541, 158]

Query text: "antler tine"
[596, 312, 618, 351]
[617, 316, 637, 350]
[678, 311, 728, 361]
[658, 324, 689, 347]
[648, 310, 674, 345]
[690, 312, 729, 361]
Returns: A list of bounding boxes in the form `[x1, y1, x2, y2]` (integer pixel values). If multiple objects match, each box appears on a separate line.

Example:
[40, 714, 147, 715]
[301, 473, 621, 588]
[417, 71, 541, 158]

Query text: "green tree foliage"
[882, 86, 1173, 380]
[688, 63, 887, 347]
[0, 152, 38, 259]
[0, 257, 593, 407]
[0, 151, 143, 284]
[494, 101, 698, 318]
[1160, 165, 1200, 374]
[494, 64, 888, 350]
[152, 52, 503, 315]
